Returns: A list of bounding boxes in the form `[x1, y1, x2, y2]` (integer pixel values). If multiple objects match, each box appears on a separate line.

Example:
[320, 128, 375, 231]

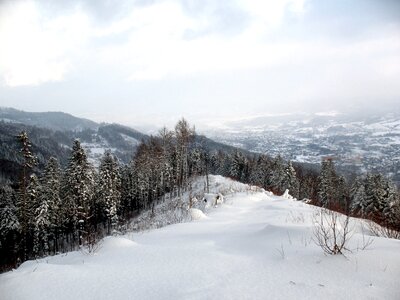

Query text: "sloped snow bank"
[130, 175, 251, 232]
[1, 176, 399, 300]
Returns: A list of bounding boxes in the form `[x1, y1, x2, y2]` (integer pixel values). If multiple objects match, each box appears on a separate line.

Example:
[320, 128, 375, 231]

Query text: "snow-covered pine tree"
[0, 184, 19, 231]
[281, 161, 300, 199]
[211, 150, 230, 177]
[363, 174, 387, 222]
[269, 155, 286, 194]
[97, 152, 121, 234]
[317, 158, 337, 208]
[134, 142, 151, 209]
[0, 184, 20, 241]
[16, 131, 37, 261]
[63, 140, 94, 246]
[249, 155, 270, 189]
[230, 150, 247, 181]
[25, 174, 48, 257]
[382, 179, 399, 228]
[350, 176, 366, 216]
[0, 184, 20, 268]
[33, 193, 49, 256]
[34, 157, 62, 255]
[298, 169, 319, 201]
[120, 163, 137, 216]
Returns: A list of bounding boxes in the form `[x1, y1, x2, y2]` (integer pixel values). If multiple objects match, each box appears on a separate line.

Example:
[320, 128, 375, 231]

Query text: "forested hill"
[0, 108, 243, 184]
[0, 108, 149, 183]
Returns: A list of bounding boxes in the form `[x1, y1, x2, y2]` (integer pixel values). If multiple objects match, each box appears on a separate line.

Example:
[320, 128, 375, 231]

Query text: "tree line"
[1, 118, 399, 272]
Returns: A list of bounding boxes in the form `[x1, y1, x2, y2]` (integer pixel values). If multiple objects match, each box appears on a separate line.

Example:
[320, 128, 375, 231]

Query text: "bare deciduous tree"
[313, 208, 352, 255]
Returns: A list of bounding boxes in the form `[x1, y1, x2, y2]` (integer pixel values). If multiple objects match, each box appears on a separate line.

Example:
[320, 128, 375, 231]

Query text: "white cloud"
[0, 0, 399, 122]
[92, 0, 309, 81]
[0, 0, 90, 86]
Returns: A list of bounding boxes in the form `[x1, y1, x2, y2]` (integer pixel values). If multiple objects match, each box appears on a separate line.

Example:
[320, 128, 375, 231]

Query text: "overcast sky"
[0, 0, 399, 130]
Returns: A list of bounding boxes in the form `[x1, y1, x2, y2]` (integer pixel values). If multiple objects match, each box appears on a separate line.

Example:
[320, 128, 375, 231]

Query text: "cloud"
[0, 0, 91, 86]
[0, 0, 399, 126]
[0, 0, 308, 85]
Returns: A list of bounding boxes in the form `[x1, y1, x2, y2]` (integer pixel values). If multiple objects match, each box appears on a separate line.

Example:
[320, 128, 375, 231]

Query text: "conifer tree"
[318, 158, 337, 208]
[34, 157, 62, 255]
[120, 164, 137, 215]
[270, 155, 286, 194]
[350, 176, 366, 215]
[97, 152, 121, 234]
[16, 131, 37, 260]
[230, 150, 247, 181]
[249, 155, 270, 189]
[63, 140, 94, 246]
[382, 179, 399, 227]
[0, 184, 20, 267]
[0, 184, 20, 240]
[281, 161, 300, 198]
[364, 174, 387, 221]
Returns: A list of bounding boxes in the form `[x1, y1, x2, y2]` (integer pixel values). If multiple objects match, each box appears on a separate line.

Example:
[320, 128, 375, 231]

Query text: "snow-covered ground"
[1, 176, 399, 300]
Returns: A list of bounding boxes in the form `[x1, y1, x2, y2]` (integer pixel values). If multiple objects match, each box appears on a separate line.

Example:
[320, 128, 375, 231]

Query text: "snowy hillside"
[1, 176, 399, 300]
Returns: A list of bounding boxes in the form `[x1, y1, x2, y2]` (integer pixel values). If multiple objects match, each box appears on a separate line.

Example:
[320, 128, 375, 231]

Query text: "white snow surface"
[1, 175, 399, 300]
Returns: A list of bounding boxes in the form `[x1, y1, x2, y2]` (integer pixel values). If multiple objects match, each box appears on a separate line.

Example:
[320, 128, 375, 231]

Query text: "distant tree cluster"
[1, 119, 399, 272]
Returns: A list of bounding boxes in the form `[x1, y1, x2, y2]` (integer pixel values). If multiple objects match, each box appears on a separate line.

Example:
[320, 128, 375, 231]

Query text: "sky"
[0, 0, 399, 131]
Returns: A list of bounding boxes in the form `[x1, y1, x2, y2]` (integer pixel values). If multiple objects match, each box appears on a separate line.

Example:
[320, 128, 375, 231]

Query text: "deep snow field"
[1, 176, 399, 300]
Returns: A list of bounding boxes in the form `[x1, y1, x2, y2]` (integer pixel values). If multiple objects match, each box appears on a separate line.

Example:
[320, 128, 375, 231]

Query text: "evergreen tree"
[0, 184, 20, 268]
[363, 174, 387, 221]
[269, 155, 286, 194]
[382, 179, 399, 228]
[0, 184, 20, 239]
[34, 157, 62, 255]
[249, 155, 270, 189]
[26, 174, 43, 256]
[63, 140, 94, 246]
[350, 176, 366, 215]
[318, 158, 337, 208]
[120, 164, 137, 215]
[33, 189, 50, 256]
[281, 161, 300, 198]
[229, 150, 243, 179]
[97, 152, 121, 234]
[16, 131, 37, 260]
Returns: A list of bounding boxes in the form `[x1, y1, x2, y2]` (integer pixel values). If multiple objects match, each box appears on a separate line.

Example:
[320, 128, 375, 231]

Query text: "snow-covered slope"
[1, 176, 399, 300]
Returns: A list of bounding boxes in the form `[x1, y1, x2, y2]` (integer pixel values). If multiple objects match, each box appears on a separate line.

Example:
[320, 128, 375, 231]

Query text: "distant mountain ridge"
[0, 107, 98, 131]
